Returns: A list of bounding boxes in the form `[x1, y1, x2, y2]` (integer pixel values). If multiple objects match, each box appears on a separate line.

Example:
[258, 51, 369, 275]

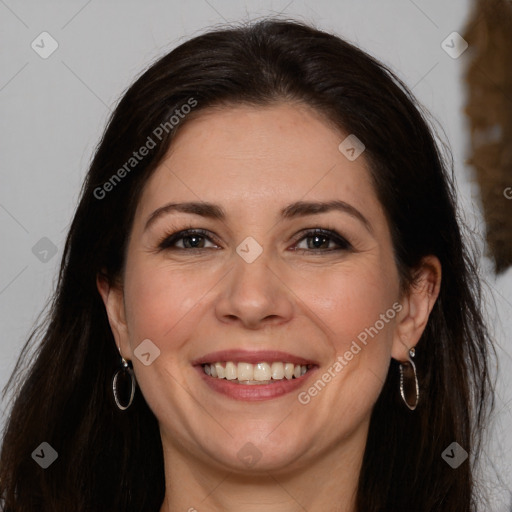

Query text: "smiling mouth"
[202, 361, 313, 384]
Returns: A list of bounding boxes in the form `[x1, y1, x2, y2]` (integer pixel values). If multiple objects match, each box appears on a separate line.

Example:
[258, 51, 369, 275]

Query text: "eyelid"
[156, 225, 353, 252]
[290, 228, 353, 251]
[157, 227, 221, 250]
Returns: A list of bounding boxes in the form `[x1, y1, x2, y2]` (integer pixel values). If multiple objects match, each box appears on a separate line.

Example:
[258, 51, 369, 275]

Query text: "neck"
[158, 428, 365, 512]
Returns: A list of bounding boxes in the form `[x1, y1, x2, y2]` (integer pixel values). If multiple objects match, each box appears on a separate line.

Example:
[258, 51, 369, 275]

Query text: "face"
[102, 102, 422, 475]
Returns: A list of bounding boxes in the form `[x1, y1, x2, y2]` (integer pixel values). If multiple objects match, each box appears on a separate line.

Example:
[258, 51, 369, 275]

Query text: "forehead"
[135, 103, 383, 225]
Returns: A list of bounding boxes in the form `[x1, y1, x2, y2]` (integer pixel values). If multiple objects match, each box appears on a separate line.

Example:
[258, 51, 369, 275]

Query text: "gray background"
[1, 0, 511, 509]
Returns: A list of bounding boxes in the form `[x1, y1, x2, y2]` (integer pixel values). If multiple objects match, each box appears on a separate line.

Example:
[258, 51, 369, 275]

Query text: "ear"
[96, 273, 132, 360]
[391, 255, 442, 362]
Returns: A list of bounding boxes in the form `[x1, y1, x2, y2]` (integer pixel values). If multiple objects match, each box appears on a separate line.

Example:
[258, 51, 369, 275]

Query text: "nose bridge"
[231, 245, 276, 303]
[214, 243, 293, 327]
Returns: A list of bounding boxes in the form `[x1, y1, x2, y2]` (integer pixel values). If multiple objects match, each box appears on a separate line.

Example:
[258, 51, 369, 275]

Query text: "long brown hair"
[0, 19, 494, 511]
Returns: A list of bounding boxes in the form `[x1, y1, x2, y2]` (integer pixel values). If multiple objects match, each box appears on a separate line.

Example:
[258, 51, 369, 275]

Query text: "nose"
[214, 250, 294, 330]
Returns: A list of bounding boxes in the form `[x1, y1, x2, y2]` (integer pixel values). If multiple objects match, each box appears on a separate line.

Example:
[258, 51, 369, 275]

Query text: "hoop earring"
[399, 348, 419, 411]
[112, 357, 136, 411]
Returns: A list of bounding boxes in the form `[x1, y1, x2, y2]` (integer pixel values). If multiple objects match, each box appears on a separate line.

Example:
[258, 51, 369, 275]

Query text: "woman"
[0, 19, 494, 512]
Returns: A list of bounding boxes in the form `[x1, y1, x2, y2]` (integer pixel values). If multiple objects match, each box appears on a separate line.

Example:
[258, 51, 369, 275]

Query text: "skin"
[98, 102, 441, 512]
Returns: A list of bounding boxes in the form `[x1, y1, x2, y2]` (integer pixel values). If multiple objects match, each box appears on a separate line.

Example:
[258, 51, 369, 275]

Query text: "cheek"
[121, 260, 217, 421]
[122, 259, 216, 345]
[288, 262, 398, 346]
[288, 260, 400, 413]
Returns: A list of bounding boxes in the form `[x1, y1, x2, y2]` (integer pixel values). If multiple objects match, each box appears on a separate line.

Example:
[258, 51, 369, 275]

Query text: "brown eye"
[293, 229, 352, 252]
[159, 229, 219, 250]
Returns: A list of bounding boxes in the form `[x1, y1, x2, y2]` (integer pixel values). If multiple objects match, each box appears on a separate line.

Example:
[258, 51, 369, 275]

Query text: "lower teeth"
[238, 380, 272, 385]
[219, 377, 302, 384]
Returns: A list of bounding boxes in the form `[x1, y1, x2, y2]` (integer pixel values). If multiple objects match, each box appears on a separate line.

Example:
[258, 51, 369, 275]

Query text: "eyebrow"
[144, 200, 372, 233]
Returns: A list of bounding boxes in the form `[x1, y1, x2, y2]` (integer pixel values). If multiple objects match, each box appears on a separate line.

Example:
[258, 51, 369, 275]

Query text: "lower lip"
[195, 365, 318, 401]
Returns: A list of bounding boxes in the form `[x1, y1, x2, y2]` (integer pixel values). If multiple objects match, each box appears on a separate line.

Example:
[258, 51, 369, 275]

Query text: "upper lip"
[191, 349, 318, 366]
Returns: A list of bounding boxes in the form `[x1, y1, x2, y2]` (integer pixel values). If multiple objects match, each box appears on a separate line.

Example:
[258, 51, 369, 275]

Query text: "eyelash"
[157, 226, 353, 254]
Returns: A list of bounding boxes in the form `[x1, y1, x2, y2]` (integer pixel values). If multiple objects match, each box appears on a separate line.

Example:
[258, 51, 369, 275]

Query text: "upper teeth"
[203, 362, 309, 382]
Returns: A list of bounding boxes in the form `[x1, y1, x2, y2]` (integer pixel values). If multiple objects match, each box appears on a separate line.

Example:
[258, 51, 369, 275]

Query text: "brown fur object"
[463, 0, 512, 274]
